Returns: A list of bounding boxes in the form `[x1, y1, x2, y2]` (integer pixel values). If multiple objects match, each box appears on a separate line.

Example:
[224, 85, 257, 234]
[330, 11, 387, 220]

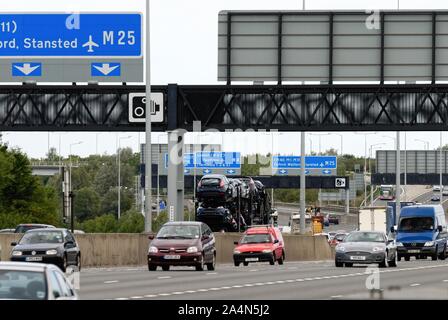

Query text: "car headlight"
[372, 246, 385, 252]
[396, 242, 403, 247]
[424, 241, 435, 247]
[234, 250, 241, 254]
[336, 246, 346, 252]
[148, 246, 158, 253]
[12, 251, 22, 256]
[46, 249, 58, 255]
[187, 246, 198, 253]
[262, 249, 272, 253]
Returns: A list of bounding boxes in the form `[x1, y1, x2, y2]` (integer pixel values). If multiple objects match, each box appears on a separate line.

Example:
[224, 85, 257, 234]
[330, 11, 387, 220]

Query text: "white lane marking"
[115, 298, 129, 300]
[144, 294, 157, 298]
[331, 295, 343, 299]
[249, 269, 258, 272]
[210, 287, 221, 290]
[410, 283, 421, 287]
[221, 286, 231, 289]
[104, 280, 119, 284]
[171, 292, 184, 295]
[185, 290, 196, 293]
[232, 285, 243, 288]
[157, 276, 171, 279]
[443, 280, 448, 282]
[197, 289, 209, 292]
[158, 293, 172, 296]
[206, 272, 218, 275]
[131, 296, 144, 299]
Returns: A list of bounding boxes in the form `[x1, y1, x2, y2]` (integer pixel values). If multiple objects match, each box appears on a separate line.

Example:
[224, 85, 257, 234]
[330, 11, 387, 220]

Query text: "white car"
[0, 262, 78, 300]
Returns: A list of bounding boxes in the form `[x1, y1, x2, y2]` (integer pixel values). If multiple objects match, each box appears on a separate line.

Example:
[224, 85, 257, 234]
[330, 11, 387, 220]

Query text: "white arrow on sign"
[93, 64, 119, 76]
[14, 63, 40, 76]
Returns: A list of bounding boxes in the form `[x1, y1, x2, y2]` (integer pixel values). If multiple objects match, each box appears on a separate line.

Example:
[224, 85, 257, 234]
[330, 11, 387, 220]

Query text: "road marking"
[185, 290, 196, 293]
[157, 276, 171, 279]
[115, 298, 129, 300]
[443, 280, 448, 282]
[104, 280, 119, 284]
[159, 293, 172, 296]
[331, 295, 343, 299]
[131, 296, 144, 299]
[171, 292, 184, 295]
[232, 285, 243, 288]
[206, 272, 218, 275]
[249, 269, 258, 272]
[410, 283, 421, 287]
[210, 287, 221, 290]
[144, 294, 157, 298]
[221, 286, 231, 289]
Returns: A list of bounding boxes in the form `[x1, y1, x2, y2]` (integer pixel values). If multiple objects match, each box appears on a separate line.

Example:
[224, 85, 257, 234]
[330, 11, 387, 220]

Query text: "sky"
[2, 0, 448, 159]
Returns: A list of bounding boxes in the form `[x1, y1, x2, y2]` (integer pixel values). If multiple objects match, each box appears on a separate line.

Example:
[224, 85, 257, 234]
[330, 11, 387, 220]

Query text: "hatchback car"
[335, 231, 397, 268]
[0, 262, 77, 300]
[10, 228, 81, 272]
[14, 224, 55, 233]
[329, 233, 348, 246]
[197, 174, 236, 203]
[147, 222, 216, 271]
[233, 225, 285, 266]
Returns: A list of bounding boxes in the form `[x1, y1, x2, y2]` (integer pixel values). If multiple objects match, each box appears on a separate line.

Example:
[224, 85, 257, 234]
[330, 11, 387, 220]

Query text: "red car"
[233, 225, 285, 266]
[329, 233, 348, 247]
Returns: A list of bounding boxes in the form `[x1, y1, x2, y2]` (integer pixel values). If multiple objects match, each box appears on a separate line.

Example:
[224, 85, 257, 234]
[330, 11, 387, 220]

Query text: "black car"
[196, 206, 239, 232]
[10, 228, 81, 272]
[14, 224, 55, 233]
[228, 178, 249, 199]
[197, 174, 235, 203]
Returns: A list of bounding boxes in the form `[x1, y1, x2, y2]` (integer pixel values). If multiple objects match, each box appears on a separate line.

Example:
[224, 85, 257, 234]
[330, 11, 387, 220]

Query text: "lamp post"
[69, 141, 83, 226]
[355, 133, 376, 207]
[118, 135, 132, 220]
[369, 143, 386, 205]
[156, 134, 165, 217]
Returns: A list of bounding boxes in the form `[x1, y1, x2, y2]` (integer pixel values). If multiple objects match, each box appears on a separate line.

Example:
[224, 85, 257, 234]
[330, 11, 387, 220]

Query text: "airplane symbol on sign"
[82, 35, 99, 53]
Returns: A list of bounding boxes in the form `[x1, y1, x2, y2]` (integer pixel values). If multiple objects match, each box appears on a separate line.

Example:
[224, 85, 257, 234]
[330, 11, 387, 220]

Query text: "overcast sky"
[2, 0, 448, 159]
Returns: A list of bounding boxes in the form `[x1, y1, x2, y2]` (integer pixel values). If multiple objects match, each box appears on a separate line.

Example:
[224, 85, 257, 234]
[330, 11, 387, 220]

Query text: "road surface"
[78, 259, 448, 300]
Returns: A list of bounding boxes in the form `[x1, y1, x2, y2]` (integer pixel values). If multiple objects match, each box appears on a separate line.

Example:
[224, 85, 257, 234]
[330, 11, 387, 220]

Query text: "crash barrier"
[0, 233, 334, 267]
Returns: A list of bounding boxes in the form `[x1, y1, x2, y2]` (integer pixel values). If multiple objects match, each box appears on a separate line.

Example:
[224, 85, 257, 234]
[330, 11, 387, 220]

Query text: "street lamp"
[118, 135, 132, 220]
[156, 134, 165, 217]
[369, 143, 386, 205]
[309, 133, 327, 155]
[355, 133, 376, 207]
[415, 139, 430, 151]
[69, 141, 83, 208]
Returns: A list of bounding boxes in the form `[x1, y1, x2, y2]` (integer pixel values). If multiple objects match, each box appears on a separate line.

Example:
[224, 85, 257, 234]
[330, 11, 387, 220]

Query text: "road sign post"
[300, 132, 306, 235]
[144, 1, 152, 232]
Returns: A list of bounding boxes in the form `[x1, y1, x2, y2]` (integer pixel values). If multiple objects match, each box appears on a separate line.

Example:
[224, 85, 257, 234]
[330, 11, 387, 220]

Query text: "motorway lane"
[78, 259, 448, 300]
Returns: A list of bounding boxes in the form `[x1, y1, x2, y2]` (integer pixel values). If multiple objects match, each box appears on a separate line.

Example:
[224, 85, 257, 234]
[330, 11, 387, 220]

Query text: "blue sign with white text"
[272, 156, 337, 169]
[195, 152, 241, 169]
[0, 14, 142, 57]
[164, 153, 194, 169]
[12, 62, 41, 76]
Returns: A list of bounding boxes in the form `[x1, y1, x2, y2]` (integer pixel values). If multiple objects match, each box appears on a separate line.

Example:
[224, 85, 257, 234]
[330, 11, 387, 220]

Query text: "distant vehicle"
[278, 225, 291, 234]
[329, 233, 348, 246]
[443, 188, 448, 196]
[395, 205, 448, 261]
[73, 230, 85, 235]
[328, 232, 338, 241]
[197, 174, 236, 203]
[196, 206, 239, 232]
[359, 207, 389, 233]
[14, 224, 55, 234]
[0, 229, 14, 234]
[0, 262, 78, 300]
[386, 201, 416, 232]
[10, 228, 81, 272]
[233, 225, 285, 266]
[147, 221, 216, 271]
[314, 233, 329, 241]
[335, 231, 397, 268]
[326, 214, 339, 225]
[431, 194, 441, 202]
[433, 185, 441, 192]
[228, 178, 249, 199]
[323, 216, 330, 227]
[379, 185, 395, 200]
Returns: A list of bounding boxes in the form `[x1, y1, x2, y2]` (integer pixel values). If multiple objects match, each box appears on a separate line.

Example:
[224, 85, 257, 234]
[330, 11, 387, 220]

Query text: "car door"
[201, 224, 213, 262]
[63, 231, 78, 264]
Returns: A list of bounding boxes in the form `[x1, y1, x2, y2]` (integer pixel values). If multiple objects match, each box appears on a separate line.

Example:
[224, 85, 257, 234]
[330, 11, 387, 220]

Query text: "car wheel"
[388, 252, 397, 267]
[344, 263, 353, 267]
[234, 261, 240, 267]
[76, 254, 81, 271]
[162, 265, 170, 271]
[243, 262, 249, 266]
[195, 255, 205, 271]
[379, 253, 388, 268]
[335, 261, 343, 267]
[404, 256, 410, 261]
[206, 253, 216, 271]
[60, 255, 68, 272]
[148, 264, 157, 271]
[438, 245, 446, 260]
[278, 251, 285, 265]
[432, 247, 438, 261]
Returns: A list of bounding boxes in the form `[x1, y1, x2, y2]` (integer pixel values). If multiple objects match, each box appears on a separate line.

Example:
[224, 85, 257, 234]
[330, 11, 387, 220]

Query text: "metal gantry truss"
[1, 84, 448, 131]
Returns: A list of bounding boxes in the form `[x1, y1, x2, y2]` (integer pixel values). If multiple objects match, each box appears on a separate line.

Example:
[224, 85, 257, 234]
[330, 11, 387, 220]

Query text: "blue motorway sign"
[272, 156, 337, 169]
[195, 152, 241, 169]
[164, 153, 194, 169]
[12, 62, 41, 76]
[0, 13, 142, 57]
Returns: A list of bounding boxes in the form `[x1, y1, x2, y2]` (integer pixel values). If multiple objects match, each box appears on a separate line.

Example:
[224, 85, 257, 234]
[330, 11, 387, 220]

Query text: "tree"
[100, 187, 133, 216]
[74, 187, 101, 221]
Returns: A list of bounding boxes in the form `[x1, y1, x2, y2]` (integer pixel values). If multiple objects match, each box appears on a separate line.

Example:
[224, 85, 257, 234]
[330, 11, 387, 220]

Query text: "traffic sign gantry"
[272, 156, 337, 176]
[0, 13, 143, 82]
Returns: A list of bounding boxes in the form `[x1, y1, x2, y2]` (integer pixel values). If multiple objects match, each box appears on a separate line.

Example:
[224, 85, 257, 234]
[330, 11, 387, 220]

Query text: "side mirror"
[387, 239, 394, 244]
[390, 226, 395, 233]
[233, 241, 239, 245]
[438, 225, 443, 232]
[202, 234, 210, 240]
[64, 241, 75, 248]
[10, 242, 17, 246]
[274, 239, 279, 244]
[148, 234, 155, 240]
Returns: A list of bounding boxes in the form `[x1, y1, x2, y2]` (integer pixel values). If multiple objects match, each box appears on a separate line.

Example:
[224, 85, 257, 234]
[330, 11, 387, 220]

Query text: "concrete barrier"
[0, 233, 334, 267]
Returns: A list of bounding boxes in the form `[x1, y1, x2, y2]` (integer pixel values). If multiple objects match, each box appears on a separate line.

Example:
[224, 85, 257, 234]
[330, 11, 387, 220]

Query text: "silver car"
[0, 262, 78, 300]
[335, 231, 397, 268]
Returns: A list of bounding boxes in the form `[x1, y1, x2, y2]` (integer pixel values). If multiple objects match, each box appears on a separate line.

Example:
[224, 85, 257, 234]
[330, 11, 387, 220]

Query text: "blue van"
[395, 205, 447, 261]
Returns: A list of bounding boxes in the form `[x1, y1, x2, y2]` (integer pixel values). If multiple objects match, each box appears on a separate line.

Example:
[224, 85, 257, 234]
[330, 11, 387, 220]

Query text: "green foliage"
[74, 187, 101, 221]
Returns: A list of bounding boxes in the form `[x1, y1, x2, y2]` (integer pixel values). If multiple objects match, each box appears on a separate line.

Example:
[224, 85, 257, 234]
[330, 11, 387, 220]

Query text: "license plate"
[245, 258, 259, 262]
[164, 255, 180, 260]
[407, 250, 420, 253]
[350, 256, 366, 261]
[26, 256, 43, 262]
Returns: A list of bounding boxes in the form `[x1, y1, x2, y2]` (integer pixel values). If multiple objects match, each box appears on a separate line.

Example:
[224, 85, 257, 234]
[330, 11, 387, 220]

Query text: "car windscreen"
[343, 232, 384, 243]
[19, 231, 64, 245]
[200, 178, 221, 186]
[398, 217, 434, 232]
[240, 233, 272, 244]
[0, 270, 47, 300]
[156, 225, 200, 239]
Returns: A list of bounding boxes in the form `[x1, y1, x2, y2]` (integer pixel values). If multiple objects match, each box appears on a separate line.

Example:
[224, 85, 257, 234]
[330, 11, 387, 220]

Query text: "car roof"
[17, 224, 55, 227]
[349, 231, 385, 235]
[246, 226, 275, 234]
[201, 174, 225, 179]
[163, 221, 203, 226]
[24, 228, 68, 233]
[0, 262, 52, 272]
